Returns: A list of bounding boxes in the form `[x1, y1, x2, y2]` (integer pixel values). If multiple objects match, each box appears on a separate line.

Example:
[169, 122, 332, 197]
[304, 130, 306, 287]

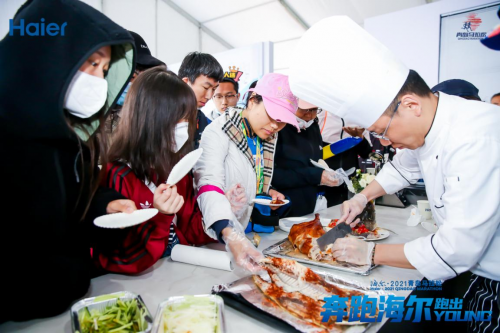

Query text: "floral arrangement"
[350, 169, 376, 194]
[349, 169, 377, 230]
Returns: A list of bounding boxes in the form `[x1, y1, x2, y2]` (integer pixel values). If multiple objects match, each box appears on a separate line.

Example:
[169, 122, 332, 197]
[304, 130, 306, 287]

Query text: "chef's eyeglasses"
[370, 101, 400, 141]
[297, 107, 323, 114]
[213, 94, 238, 102]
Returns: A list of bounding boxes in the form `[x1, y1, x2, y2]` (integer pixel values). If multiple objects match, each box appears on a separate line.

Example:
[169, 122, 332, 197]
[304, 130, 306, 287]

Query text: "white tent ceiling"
[163, 0, 438, 71]
[1, 0, 440, 71]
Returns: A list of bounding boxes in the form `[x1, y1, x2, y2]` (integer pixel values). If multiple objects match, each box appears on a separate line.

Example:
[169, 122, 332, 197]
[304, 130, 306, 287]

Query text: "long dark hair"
[106, 67, 198, 184]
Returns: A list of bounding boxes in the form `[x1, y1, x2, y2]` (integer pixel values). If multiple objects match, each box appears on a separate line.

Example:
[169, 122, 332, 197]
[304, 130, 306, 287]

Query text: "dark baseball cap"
[431, 79, 481, 101]
[128, 30, 165, 68]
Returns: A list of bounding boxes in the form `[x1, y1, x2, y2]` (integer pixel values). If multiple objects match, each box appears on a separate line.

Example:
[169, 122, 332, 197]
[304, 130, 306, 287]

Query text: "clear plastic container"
[70, 291, 153, 333]
[152, 294, 225, 333]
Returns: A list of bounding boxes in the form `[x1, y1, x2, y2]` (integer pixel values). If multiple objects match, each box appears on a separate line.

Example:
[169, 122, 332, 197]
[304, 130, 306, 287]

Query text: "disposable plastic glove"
[225, 183, 248, 220]
[331, 236, 375, 266]
[320, 170, 341, 187]
[222, 225, 265, 276]
[339, 193, 368, 227]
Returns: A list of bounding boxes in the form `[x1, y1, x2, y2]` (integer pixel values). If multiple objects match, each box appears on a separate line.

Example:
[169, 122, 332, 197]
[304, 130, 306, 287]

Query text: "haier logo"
[9, 18, 67, 36]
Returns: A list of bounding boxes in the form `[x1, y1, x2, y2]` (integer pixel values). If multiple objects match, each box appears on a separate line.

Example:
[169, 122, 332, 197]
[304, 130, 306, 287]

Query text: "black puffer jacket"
[0, 0, 135, 322]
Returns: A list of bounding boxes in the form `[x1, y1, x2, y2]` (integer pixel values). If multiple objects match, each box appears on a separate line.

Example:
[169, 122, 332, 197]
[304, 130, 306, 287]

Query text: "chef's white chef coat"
[376, 92, 500, 281]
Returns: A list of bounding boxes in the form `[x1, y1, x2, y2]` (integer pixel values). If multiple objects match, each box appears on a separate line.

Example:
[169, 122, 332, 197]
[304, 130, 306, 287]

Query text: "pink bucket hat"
[249, 73, 299, 130]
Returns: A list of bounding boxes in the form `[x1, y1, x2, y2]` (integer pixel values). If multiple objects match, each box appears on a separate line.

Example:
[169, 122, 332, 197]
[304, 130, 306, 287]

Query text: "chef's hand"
[106, 199, 137, 214]
[320, 170, 341, 187]
[154, 184, 184, 215]
[225, 183, 248, 219]
[269, 189, 285, 211]
[222, 226, 265, 275]
[338, 193, 367, 227]
[331, 236, 375, 266]
[343, 126, 365, 138]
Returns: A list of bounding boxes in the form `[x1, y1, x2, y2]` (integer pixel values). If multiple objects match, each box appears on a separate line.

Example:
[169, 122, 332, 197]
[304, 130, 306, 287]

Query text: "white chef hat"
[289, 16, 409, 129]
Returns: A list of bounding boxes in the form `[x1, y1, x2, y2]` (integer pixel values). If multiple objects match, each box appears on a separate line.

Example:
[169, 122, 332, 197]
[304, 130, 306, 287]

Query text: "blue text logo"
[321, 295, 492, 323]
[9, 19, 67, 36]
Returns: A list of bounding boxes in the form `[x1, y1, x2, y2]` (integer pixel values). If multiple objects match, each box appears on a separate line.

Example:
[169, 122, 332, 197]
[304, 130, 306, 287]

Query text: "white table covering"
[1, 204, 432, 332]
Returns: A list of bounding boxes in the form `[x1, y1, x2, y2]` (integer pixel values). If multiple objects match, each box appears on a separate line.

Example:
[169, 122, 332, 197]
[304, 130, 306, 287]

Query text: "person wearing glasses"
[272, 99, 342, 217]
[209, 78, 240, 121]
[290, 16, 500, 332]
[194, 73, 298, 273]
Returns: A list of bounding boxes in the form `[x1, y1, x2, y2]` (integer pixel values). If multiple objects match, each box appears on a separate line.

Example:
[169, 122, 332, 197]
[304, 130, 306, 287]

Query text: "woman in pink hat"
[194, 73, 300, 273]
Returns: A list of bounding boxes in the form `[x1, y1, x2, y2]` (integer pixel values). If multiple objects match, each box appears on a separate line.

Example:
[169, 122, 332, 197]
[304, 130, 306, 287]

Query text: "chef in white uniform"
[290, 16, 500, 332]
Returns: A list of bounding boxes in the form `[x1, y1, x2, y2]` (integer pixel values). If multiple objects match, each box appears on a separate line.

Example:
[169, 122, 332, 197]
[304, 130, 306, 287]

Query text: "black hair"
[245, 80, 259, 107]
[178, 52, 223, 83]
[220, 77, 239, 93]
[385, 70, 432, 115]
[248, 92, 263, 106]
[107, 67, 197, 184]
[492, 92, 500, 100]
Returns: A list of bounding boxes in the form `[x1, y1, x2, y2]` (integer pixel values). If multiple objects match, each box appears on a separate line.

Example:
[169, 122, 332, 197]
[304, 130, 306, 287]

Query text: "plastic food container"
[152, 294, 225, 333]
[70, 291, 153, 333]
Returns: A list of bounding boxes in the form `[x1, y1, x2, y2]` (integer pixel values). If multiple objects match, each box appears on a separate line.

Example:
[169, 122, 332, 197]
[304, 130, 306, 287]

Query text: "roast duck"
[288, 213, 377, 261]
[254, 257, 374, 330]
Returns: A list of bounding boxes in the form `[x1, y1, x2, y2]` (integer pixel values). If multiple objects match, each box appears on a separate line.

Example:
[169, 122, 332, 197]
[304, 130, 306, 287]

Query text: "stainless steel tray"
[71, 291, 153, 333]
[151, 294, 226, 333]
[263, 238, 376, 276]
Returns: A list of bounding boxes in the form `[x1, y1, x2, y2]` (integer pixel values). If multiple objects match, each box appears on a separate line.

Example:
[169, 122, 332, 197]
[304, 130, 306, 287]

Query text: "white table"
[1, 204, 432, 332]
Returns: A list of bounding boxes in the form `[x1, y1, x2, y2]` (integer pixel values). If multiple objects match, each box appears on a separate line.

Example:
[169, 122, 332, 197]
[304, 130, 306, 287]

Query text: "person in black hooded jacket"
[0, 0, 137, 322]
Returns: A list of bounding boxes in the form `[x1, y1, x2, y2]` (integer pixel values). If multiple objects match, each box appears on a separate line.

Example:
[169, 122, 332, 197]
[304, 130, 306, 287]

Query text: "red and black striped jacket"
[92, 162, 215, 274]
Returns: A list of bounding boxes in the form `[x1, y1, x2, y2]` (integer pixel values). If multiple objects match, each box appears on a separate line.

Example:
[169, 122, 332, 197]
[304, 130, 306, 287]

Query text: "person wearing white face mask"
[64, 70, 109, 118]
[272, 99, 343, 217]
[0, 0, 137, 322]
[94, 67, 215, 275]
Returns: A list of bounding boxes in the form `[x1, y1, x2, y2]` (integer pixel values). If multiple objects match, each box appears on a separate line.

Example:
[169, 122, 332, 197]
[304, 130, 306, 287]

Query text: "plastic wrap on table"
[212, 270, 390, 333]
[263, 238, 376, 275]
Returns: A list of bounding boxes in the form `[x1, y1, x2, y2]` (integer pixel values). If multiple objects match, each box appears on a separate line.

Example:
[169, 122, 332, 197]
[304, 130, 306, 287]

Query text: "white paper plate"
[252, 198, 290, 206]
[421, 221, 439, 233]
[279, 216, 331, 232]
[166, 148, 203, 186]
[278, 217, 309, 232]
[94, 208, 159, 229]
[360, 228, 390, 241]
